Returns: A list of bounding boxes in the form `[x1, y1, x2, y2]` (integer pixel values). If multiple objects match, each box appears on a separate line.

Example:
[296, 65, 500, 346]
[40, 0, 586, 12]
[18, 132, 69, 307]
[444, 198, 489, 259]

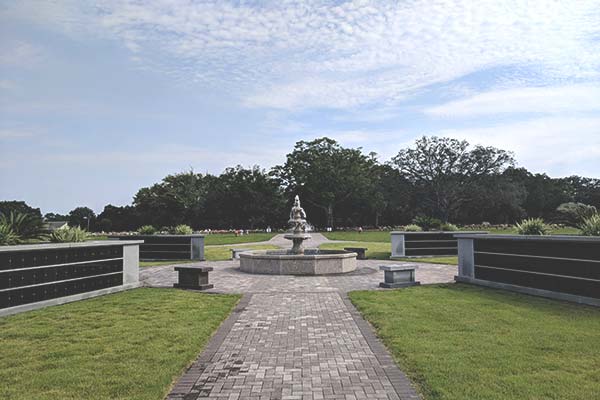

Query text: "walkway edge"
[166, 293, 253, 400]
[342, 293, 422, 400]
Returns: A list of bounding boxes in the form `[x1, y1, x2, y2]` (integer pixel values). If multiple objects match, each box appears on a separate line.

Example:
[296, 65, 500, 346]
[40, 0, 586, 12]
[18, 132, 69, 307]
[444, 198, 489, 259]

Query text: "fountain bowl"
[239, 249, 357, 275]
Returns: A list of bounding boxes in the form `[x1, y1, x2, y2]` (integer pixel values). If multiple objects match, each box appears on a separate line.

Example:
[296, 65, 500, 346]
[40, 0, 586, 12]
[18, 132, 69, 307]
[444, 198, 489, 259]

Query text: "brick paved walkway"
[153, 260, 456, 399]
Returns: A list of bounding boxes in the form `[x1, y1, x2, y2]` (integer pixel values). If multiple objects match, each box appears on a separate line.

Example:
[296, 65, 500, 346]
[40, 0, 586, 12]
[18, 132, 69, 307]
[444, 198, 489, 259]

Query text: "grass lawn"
[322, 227, 582, 243]
[139, 244, 280, 267]
[204, 232, 276, 245]
[350, 284, 600, 400]
[0, 288, 240, 400]
[319, 241, 457, 265]
[205, 244, 279, 261]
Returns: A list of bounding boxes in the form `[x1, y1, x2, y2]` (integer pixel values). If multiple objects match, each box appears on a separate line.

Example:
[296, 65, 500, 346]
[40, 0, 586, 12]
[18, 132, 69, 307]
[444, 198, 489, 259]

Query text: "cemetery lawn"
[139, 244, 280, 267]
[0, 288, 240, 400]
[319, 242, 457, 265]
[349, 284, 600, 400]
[204, 232, 276, 245]
[322, 227, 581, 243]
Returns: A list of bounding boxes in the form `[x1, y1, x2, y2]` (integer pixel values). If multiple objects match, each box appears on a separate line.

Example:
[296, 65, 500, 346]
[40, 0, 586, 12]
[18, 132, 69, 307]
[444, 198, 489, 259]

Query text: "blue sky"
[1, 1, 600, 214]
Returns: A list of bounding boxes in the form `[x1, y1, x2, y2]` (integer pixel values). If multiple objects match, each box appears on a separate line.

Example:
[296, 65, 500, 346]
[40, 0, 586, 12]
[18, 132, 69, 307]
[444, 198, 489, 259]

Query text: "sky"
[1, 0, 600, 215]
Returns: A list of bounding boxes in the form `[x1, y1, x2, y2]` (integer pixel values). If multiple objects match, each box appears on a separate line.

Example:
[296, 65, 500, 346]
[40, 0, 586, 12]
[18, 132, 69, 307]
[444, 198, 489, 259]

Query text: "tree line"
[2, 136, 599, 231]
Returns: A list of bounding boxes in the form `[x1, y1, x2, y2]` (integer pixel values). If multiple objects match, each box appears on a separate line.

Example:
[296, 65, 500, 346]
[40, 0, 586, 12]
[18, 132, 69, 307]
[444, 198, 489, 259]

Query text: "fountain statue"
[238, 195, 357, 275]
[284, 195, 311, 254]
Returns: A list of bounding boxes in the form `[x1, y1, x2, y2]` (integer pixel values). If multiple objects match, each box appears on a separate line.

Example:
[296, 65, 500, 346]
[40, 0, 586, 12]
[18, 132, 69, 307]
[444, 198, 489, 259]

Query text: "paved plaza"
[142, 240, 456, 400]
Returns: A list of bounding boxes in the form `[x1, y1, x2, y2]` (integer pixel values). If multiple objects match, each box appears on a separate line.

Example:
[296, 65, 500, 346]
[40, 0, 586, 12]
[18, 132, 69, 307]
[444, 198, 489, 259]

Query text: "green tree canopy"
[391, 136, 515, 221]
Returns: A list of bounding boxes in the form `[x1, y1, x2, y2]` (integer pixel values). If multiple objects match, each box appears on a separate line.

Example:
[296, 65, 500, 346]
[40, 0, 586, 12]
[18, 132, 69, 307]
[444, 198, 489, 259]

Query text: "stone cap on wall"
[0, 240, 145, 252]
[455, 234, 600, 242]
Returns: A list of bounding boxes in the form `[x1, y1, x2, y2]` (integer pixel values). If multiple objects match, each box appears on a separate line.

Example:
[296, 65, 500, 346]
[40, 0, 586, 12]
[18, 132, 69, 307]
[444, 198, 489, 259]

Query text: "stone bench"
[173, 265, 214, 290]
[344, 247, 368, 260]
[379, 264, 420, 288]
[231, 248, 251, 259]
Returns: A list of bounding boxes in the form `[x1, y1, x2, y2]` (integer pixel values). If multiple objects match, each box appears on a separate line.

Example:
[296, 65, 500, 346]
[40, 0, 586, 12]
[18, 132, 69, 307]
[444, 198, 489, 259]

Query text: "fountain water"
[239, 195, 357, 275]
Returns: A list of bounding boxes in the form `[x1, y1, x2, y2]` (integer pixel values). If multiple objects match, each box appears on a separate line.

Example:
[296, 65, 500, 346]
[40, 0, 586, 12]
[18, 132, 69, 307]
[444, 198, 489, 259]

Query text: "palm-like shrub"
[0, 224, 20, 245]
[173, 224, 193, 235]
[404, 224, 423, 232]
[138, 225, 157, 235]
[0, 211, 46, 241]
[515, 218, 549, 235]
[412, 216, 442, 231]
[579, 214, 600, 236]
[49, 227, 89, 243]
[441, 223, 458, 231]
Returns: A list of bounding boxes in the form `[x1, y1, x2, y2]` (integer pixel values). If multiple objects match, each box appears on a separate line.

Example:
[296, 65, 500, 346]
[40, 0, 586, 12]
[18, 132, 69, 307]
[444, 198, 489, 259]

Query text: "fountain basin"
[239, 249, 357, 275]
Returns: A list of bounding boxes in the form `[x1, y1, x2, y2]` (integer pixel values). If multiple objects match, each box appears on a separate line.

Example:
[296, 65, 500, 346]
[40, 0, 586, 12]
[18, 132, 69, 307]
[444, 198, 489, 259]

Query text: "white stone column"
[390, 233, 405, 258]
[123, 244, 140, 285]
[457, 238, 474, 278]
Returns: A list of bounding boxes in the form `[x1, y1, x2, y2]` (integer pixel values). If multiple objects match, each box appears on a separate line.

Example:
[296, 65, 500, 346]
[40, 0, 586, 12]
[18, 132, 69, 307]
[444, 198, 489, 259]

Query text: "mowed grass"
[0, 288, 240, 400]
[350, 284, 600, 400]
[139, 244, 280, 267]
[204, 232, 276, 245]
[322, 226, 582, 242]
[319, 241, 457, 265]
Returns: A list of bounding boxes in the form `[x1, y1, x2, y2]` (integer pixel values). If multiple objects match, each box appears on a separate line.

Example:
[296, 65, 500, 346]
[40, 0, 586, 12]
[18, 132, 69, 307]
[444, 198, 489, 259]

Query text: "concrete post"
[390, 233, 405, 258]
[122, 244, 140, 285]
[457, 238, 474, 278]
[191, 236, 205, 260]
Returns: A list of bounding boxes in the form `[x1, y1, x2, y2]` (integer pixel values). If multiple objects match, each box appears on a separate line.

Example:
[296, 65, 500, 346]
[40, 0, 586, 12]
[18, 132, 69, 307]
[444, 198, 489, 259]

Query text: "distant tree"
[133, 170, 209, 228]
[503, 168, 571, 219]
[205, 166, 286, 229]
[96, 204, 139, 232]
[43, 212, 69, 221]
[391, 136, 515, 222]
[0, 201, 42, 220]
[272, 138, 379, 228]
[68, 207, 96, 230]
[556, 202, 597, 226]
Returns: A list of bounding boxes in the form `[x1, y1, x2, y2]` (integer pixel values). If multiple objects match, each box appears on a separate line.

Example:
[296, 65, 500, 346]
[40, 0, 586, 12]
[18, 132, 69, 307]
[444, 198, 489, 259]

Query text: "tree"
[96, 204, 140, 232]
[68, 207, 96, 230]
[204, 166, 286, 229]
[272, 138, 379, 228]
[391, 136, 515, 222]
[0, 201, 42, 220]
[133, 170, 209, 228]
[44, 212, 69, 221]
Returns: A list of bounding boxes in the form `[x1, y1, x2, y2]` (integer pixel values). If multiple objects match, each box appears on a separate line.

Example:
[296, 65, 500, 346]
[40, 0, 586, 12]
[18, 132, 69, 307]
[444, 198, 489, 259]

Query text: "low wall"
[0, 241, 142, 316]
[390, 231, 487, 258]
[456, 234, 600, 307]
[110, 235, 205, 261]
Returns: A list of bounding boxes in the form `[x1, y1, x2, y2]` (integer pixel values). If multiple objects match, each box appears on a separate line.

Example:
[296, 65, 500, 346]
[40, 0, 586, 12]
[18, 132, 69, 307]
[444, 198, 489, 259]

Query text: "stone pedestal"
[379, 264, 420, 288]
[174, 265, 214, 290]
[283, 233, 311, 254]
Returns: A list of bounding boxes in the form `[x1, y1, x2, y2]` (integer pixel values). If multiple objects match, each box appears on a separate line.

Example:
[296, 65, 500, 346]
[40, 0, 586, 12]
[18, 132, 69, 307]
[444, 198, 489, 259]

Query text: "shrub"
[515, 218, 549, 235]
[0, 224, 20, 245]
[0, 211, 46, 240]
[138, 225, 157, 235]
[412, 216, 442, 231]
[172, 224, 193, 235]
[556, 202, 597, 226]
[404, 224, 423, 232]
[49, 226, 89, 243]
[579, 213, 600, 236]
[440, 223, 458, 231]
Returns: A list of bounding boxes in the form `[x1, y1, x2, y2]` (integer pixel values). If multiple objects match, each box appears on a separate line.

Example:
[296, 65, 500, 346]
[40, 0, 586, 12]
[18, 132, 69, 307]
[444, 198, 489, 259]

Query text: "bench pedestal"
[379, 264, 420, 288]
[173, 266, 214, 290]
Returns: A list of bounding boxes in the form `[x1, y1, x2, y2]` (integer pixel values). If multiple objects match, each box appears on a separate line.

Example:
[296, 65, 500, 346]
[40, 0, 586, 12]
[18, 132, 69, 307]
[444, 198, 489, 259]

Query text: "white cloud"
[0, 40, 42, 67]
[0, 128, 34, 139]
[3, 1, 600, 109]
[435, 117, 600, 177]
[425, 84, 600, 117]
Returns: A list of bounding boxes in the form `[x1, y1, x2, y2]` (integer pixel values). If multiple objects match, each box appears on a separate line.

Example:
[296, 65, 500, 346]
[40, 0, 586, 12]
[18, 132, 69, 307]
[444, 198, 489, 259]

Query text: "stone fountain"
[239, 195, 357, 275]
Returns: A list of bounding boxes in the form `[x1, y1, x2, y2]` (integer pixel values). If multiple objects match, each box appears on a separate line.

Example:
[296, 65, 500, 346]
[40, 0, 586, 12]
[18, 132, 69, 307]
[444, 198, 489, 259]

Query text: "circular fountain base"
[239, 249, 357, 275]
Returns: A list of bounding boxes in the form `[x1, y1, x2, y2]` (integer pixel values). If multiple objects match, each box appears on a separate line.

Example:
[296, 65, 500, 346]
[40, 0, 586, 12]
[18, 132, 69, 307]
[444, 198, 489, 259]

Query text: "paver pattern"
[154, 243, 455, 399]
[141, 259, 455, 293]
